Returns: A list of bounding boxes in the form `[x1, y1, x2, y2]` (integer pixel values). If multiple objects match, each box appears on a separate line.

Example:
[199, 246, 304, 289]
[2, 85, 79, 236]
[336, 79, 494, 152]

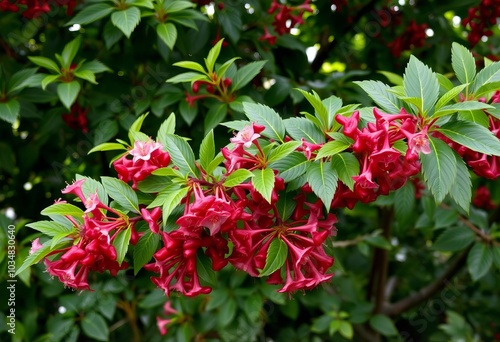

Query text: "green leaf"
[420, 137, 458, 203]
[467, 242, 493, 281]
[101, 176, 139, 212]
[284, 117, 325, 144]
[81, 312, 109, 342]
[166, 72, 209, 84]
[161, 187, 190, 226]
[103, 19, 124, 48]
[475, 81, 500, 98]
[276, 191, 297, 221]
[434, 83, 469, 111]
[41, 74, 61, 90]
[216, 57, 240, 78]
[231, 61, 267, 91]
[365, 235, 392, 250]
[205, 38, 224, 73]
[223, 169, 254, 187]
[204, 102, 227, 134]
[196, 250, 217, 287]
[403, 55, 439, 115]
[432, 226, 476, 252]
[26, 221, 73, 237]
[451, 42, 476, 85]
[438, 120, 500, 155]
[61, 36, 81, 68]
[113, 227, 131, 265]
[378, 70, 404, 86]
[251, 168, 275, 203]
[369, 315, 398, 336]
[315, 137, 353, 160]
[472, 61, 500, 94]
[57, 81, 81, 109]
[164, 0, 194, 12]
[66, 3, 114, 25]
[74, 70, 97, 84]
[199, 129, 215, 172]
[269, 152, 309, 182]
[157, 112, 176, 145]
[7, 68, 39, 94]
[41, 203, 84, 217]
[243, 102, 285, 143]
[133, 230, 160, 274]
[267, 141, 302, 163]
[323, 95, 343, 130]
[15, 239, 71, 276]
[394, 181, 415, 230]
[354, 80, 402, 113]
[331, 152, 359, 191]
[78, 60, 111, 73]
[0, 99, 20, 124]
[448, 154, 472, 213]
[164, 134, 199, 177]
[339, 321, 354, 340]
[458, 109, 490, 128]
[218, 297, 237, 328]
[111, 7, 141, 39]
[432, 101, 493, 118]
[259, 238, 288, 277]
[173, 60, 206, 74]
[88, 142, 127, 154]
[295, 89, 329, 130]
[28, 56, 60, 73]
[307, 161, 338, 209]
[157, 22, 177, 50]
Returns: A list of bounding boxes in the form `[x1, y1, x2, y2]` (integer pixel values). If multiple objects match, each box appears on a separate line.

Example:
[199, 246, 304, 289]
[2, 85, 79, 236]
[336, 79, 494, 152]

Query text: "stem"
[117, 300, 141, 342]
[381, 246, 470, 316]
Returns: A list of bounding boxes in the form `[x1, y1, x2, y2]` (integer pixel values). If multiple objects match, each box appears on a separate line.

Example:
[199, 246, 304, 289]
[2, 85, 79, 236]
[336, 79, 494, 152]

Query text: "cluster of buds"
[185, 74, 233, 107]
[387, 20, 427, 58]
[113, 139, 171, 189]
[30, 179, 131, 290]
[462, 0, 500, 46]
[0, 0, 78, 18]
[62, 102, 89, 133]
[472, 186, 496, 210]
[330, 108, 425, 208]
[156, 301, 180, 336]
[259, 0, 313, 45]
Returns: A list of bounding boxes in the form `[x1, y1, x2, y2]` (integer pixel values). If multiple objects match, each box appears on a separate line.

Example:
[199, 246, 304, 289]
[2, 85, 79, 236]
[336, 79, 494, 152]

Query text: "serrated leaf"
[243, 102, 285, 143]
[113, 227, 131, 265]
[448, 154, 472, 213]
[467, 242, 493, 281]
[15, 239, 71, 275]
[432, 226, 476, 251]
[354, 80, 402, 113]
[434, 83, 469, 111]
[269, 152, 309, 182]
[111, 7, 141, 39]
[259, 238, 288, 277]
[27, 221, 73, 237]
[458, 109, 490, 128]
[315, 137, 353, 160]
[394, 181, 415, 230]
[162, 187, 190, 226]
[251, 168, 275, 203]
[199, 129, 215, 172]
[403, 55, 439, 115]
[66, 3, 114, 25]
[223, 169, 254, 187]
[101, 176, 139, 212]
[472, 61, 500, 94]
[81, 312, 109, 342]
[267, 141, 302, 163]
[164, 134, 199, 177]
[231, 60, 267, 91]
[157, 22, 177, 50]
[41, 203, 84, 217]
[421, 137, 458, 203]
[295, 89, 329, 130]
[438, 120, 500, 155]
[133, 230, 160, 274]
[307, 161, 338, 209]
[451, 42, 476, 85]
[283, 117, 325, 144]
[0, 99, 20, 124]
[323, 95, 343, 130]
[330, 152, 359, 191]
[57, 81, 80, 109]
[433, 101, 493, 118]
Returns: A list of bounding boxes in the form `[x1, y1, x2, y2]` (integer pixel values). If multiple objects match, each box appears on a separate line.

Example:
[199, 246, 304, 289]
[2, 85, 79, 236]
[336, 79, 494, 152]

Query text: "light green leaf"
[164, 0, 194, 12]
[157, 112, 176, 146]
[113, 227, 131, 265]
[157, 22, 177, 50]
[88, 142, 127, 154]
[403, 55, 439, 115]
[251, 168, 275, 203]
[223, 169, 254, 187]
[295, 89, 329, 130]
[438, 120, 500, 155]
[61, 36, 81, 68]
[57, 81, 81, 109]
[434, 83, 469, 111]
[111, 7, 141, 39]
[41, 203, 84, 217]
[199, 129, 215, 172]
[28, 56, 60, 73]
[322, 95, 343, 131]
[243, 102, 285, 143]
[307, 161, 338, 209]
[458, 110, 489, 128]
[41, 74, 61, 90]
[161, 187, 190, 226]
[166, 72, 209, 84]
[451, 42, 476, 85]
[420, 137, 458, 203]
[66, 3, 115, 26]
[133, 230, 159, 274]
[467, 242, 493, 281]
[78, 60, 111, 73]
[205, 38, 224, 73]
[259, 238, 288, 277]
[433, 101, 493, 118]
[26, 221, 73, 237]
[15, 239, 71, 276]
[101, 176, 139, 212]
[315, 136, 353, 160]
[472, 61, 500, 93]
[74, 70, 97, 84]
[173, 60, 206, 74]
[0, 99, 20, 124]
[267, 141, 302, 163]
[216, 57, 240, 78]
[432, 226, 476, 252]
[378, 70, 404, 86]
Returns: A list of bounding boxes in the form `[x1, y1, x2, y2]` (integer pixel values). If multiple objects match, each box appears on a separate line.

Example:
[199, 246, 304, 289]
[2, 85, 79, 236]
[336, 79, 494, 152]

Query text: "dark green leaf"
[113, 227, 131, 265]
[432, 226, 476, 252]
[196, 250, 218, 287]
[133, 230, 160, 274]
[448, 153, 472, 213]
[157, 22, 177, 50]
[66, 3, 114, 25]
[354, 80, 402, 113]
[57, 81, 80, 109]
[467, 242, 493, 281]
[81, 312, 109, 342]
[0, 99, 20, 124]
[101, 176, 139, 212]
[369, 314, 398, 336]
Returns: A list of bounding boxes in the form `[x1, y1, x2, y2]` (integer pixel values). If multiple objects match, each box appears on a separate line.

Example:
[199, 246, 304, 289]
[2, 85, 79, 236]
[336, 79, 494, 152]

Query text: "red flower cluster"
[0, 0, 78, 18]
[31, 179, 130, 290]
[186, 74, 233, 106]
[387, 20, 427, 58]
[113, 139, 171, 189]
[462, 0, 500, 46]
[332, 108, 424, 209]
[259, 0, 313, 45]
[472, 186, 496, 210]
[62, 102, 89, 133]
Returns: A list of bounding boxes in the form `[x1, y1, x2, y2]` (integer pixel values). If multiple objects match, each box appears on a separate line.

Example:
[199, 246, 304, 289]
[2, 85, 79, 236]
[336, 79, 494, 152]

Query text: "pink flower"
[30, 238, 43, 255]
[230, 124, 262, 148]
[129, 140, 163, 163]
[409, 131, 431, 155]
[156, 317, 172, 336]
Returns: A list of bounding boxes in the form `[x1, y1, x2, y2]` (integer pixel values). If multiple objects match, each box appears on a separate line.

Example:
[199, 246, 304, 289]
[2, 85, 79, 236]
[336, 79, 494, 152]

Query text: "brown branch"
[381, 246, 470, 316]
[331, 235, 365, 248]
[310, 0, 379, 72]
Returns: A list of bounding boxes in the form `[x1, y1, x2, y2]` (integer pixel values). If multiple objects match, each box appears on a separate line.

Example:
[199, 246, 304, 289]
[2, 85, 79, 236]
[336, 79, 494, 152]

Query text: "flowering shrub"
[2, 1, 500, 341]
